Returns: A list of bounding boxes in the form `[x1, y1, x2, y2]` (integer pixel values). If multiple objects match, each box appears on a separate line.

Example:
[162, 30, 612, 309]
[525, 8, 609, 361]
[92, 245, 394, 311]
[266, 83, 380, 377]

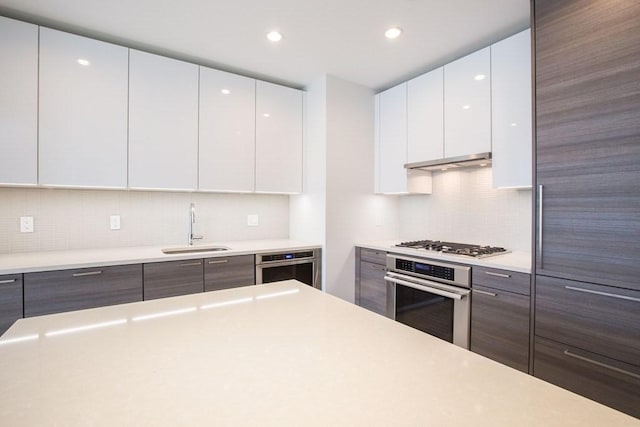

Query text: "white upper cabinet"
[444, 47, 491, 158]
[0, 16, 37, 185]
[39, 28, 128, 188]
[491, 29, 532, 188]
[378, 83, 408, 194]
[407, 67, 444, 163]
[255, 81, 303, 193]
[199, 68, 256, 192]
[129, 50, 199, 190]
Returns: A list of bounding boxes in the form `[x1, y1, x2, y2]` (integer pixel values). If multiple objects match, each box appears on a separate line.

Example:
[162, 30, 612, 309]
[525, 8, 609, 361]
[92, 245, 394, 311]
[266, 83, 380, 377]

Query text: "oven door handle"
[384, 275, 468, 300]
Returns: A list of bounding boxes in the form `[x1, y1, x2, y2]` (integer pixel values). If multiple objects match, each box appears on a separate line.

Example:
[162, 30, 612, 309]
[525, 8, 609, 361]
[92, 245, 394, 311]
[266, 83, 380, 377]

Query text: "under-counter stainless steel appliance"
[385, 254, 471, 348]
[256, 249, 320, 289]
[395, 240, 508, 259]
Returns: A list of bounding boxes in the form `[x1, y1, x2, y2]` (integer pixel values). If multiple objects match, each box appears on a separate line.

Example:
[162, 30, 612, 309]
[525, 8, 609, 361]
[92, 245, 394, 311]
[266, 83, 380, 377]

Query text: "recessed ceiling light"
[511, 122, 517, 127]
[474, 74, 486, 81]
[463, 105, 471, 110]
[266, 31, 283, 42]
[77, 58, 90, 66]
[384, 27, 403, 39]
[221, 89, 231, 95]
[480, 163, 487, 167]
[263, 113, 271, 118]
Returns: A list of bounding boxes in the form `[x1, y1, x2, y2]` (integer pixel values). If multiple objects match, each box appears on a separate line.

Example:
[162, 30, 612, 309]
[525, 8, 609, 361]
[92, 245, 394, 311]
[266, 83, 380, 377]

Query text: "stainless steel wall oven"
[385, 254, 471, 348]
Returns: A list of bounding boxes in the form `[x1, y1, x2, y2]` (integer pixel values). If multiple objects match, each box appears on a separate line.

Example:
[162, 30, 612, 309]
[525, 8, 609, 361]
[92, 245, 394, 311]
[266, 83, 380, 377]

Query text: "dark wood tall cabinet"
[533, 0, 640, 417]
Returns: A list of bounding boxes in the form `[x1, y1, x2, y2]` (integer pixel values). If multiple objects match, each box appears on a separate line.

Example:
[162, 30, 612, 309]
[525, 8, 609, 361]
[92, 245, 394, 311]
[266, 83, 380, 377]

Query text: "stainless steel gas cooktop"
[395, 240, 509, 259]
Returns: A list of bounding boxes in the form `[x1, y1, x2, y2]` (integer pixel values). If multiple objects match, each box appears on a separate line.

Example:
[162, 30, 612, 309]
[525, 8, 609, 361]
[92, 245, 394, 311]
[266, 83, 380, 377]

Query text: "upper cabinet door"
[0, 16, 37, 185]
[378, 83, 408, 193]
[39, 28, 128, 188]
[444, 47, 491, 158]
[129, 50, 198, 190]
[255, 81, 303, 193]
[407, 67, 444, 163]
[491, 29, 532, 189]
[199, 67, 256, 192]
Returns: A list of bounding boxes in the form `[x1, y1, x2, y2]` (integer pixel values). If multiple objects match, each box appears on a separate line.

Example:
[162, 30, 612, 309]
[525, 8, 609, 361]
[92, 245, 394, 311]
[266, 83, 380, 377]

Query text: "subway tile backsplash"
[398, 167, 532, 253]
[0, 188, 289, 254]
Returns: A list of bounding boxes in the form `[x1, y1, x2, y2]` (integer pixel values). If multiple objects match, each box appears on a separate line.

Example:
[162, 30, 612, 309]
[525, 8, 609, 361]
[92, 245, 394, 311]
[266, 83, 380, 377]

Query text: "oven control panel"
[395, 259, 455, 281]
[261, 251, 314, 262]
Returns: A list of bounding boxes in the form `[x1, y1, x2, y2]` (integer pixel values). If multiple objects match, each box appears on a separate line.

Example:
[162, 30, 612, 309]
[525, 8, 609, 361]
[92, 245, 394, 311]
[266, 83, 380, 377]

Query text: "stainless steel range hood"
[404, 152, 492, 171]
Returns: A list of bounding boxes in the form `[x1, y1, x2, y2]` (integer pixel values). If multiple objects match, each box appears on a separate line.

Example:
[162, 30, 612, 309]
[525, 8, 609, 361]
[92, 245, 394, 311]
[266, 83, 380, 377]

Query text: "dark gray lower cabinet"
[204, 255, 254, 292]
[470, 267, 531, 373]
[534, 337, 640, 418]
[470, 284, 530, 373]
[0, 274, 23, 335]
[355, 248, 388, 316]
[143, 259, 203, 300]
[24, 264, 142, 317]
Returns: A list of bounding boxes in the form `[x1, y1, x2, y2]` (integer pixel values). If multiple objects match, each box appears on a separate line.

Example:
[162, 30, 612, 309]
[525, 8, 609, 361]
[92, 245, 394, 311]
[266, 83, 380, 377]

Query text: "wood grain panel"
[359, 249, 387, 266]
[0, 274, 23, 335]
[143, 259, 203, 300]
[534, 336, 640, 418]
[471, 285, 530, 373]
[24, 265, 142, 317]
[472, 267, 530, 296]
[534, 0, 640, 289]
[204, 255, 254, 292]
[535, 275, 640, 367]
[358, 261, 388, 316]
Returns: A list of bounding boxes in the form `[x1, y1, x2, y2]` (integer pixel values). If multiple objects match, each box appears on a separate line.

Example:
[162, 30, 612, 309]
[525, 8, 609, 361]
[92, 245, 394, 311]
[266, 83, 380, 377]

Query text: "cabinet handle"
[563, 350, 640, 380]
[473, 289, 497, 297]
[538, 184, 544, 268]
[0, 278, 17, 284]
[72, 270, 102, 277]
[180, 262, 202, 267]
[207, 259, 228, 264]
[564, 286, 640, 303]
[484, 271, 511, 279]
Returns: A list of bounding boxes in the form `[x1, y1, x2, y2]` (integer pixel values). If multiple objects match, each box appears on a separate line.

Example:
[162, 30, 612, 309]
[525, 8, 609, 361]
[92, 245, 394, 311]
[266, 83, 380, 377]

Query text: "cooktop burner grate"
[395, 240, 509, 259]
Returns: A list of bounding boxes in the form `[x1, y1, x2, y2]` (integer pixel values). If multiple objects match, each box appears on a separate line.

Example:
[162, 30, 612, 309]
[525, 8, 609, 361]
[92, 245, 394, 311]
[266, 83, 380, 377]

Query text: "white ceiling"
[0, 0, 530, 91]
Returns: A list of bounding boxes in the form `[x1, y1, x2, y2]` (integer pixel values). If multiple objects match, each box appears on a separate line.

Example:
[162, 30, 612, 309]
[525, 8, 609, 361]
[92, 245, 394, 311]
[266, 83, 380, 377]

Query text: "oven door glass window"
[395, 284, 453, 343]
[261, 262, 313, 286]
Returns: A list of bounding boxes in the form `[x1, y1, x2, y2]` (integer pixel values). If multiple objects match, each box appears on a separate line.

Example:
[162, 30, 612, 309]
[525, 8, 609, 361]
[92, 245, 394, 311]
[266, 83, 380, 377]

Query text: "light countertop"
[0, 239, 322, 275]
[357, 240, 531, 273]
[0, 281, 636, 426]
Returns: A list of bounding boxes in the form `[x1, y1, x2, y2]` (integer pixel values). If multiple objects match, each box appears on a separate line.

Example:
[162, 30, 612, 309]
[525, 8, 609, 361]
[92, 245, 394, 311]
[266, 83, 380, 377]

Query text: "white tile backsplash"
[0, 188, 289, 254]
[398, 167, 532, 252]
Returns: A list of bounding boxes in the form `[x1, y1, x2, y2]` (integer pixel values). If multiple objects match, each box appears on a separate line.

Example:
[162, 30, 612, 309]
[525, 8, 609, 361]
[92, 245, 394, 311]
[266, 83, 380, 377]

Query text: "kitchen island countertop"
[0, 239, 321, 275]
[0, 280, 636, 426]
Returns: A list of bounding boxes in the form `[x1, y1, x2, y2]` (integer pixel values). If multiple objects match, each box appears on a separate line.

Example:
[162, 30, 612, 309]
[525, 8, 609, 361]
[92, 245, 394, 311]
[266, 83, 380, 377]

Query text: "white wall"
[0, 187, 289, 253]
[398, 167, 531, 252]
[291, 74, 399, 302]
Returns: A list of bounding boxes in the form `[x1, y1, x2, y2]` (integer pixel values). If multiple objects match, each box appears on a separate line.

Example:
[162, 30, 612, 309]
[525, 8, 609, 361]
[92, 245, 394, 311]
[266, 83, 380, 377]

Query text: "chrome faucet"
[188, 202, 203, 246]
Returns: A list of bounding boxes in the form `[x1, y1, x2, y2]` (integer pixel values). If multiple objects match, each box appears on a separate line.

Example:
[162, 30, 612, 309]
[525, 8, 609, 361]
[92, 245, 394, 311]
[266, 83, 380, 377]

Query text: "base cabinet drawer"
[534, 337, 640, 418]
[143, 259, 204, 300]
[0, 274, 23, 335]
[360, 249, 386, 266]
[536, 275, 640, 367]
[470, 285, 530, 373]
[204, 255, 255, 292]
[24, 265, 142, 317]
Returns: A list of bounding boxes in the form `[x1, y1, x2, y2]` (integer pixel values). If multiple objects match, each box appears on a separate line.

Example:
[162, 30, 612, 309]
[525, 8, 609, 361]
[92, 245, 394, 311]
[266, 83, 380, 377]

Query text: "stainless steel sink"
[162, 245, 230, 254]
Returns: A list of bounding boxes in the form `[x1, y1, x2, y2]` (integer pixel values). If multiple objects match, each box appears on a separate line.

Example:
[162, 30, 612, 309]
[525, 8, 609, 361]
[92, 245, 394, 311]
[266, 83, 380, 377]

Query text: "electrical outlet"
[20, 216, 34, 233]
[247, 214, 259, 226]
[110, 215, 121, 230]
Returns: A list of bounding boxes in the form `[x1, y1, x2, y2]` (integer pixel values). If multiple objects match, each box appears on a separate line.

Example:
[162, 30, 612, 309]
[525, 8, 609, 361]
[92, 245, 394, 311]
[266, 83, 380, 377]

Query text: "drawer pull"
[473, 289, 497, 297]
[207, 260, 228, 265]
[563, 350, 640, 380]
[0, 278, 17, 284]
[564, 286, 640, 303]
[72, 270, 102, 277]
[180, 262, 202, 267]
[484, 271, 511, 279]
